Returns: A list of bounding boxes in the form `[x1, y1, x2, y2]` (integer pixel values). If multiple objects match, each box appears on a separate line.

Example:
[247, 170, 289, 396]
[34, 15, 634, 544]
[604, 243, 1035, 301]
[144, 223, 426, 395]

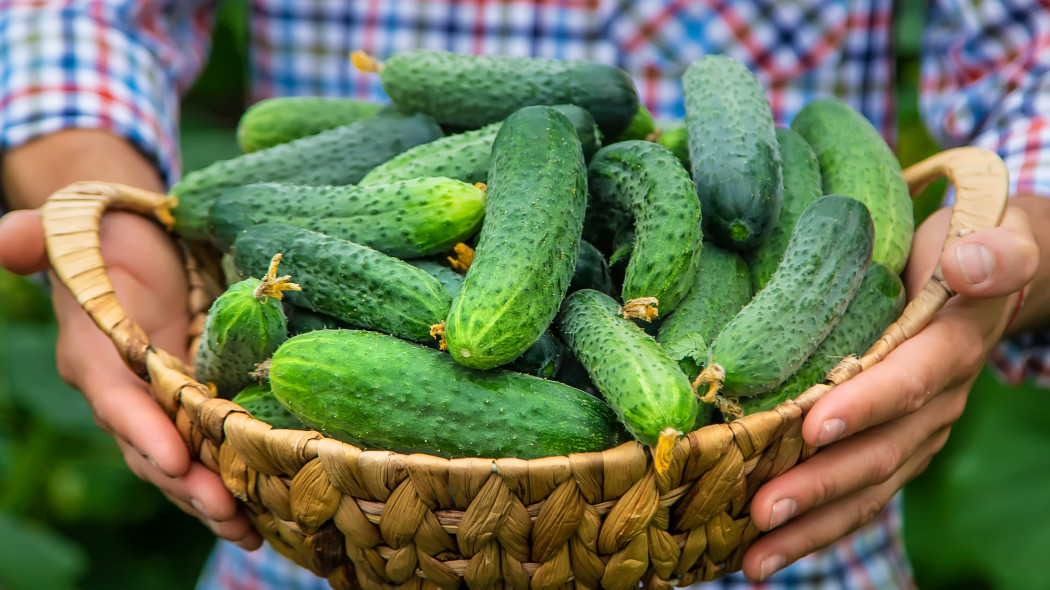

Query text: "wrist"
[1, 129, 165, 210]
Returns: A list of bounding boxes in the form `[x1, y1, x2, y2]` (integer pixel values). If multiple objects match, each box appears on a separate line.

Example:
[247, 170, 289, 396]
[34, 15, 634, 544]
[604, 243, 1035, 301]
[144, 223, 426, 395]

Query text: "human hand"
[739, 200, 1040, 581]
[0, 206, 261, 551]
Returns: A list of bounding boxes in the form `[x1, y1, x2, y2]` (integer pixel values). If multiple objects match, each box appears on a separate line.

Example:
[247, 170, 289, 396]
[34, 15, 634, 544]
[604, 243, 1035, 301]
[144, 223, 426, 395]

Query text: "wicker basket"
[41, 147, 1007, 589]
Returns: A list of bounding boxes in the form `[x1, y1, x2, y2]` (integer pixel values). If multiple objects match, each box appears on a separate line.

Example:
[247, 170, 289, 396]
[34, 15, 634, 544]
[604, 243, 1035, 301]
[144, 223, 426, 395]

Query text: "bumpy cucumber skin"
[570, 240, 614, 296]
[207, 177, 486, 257]
[379, 49, 639, 137]
[194, 277, 288, 398]
[741, 262, 905, 415]
[706, 195, 875, 397]
[269, 330, 629, 459]
[231, 382, 305, 430]
[791, 97, 914, 274]
[359, 104, 601, 186]
[657, 244, 753, 379]
[231, 223, 451, 344]
[557, 289, 700, 446]
[654, 121, 690, 168]
[236, 97, 382, 153]
[587, 140, 703, 315]
[683, 55, 783, 251]
[444, 106, 588, 369]
[285, 305, 352, 336]
[171, 112, 443, 240]
[747, 127, 824, 292]
[406, 259, 464, 297]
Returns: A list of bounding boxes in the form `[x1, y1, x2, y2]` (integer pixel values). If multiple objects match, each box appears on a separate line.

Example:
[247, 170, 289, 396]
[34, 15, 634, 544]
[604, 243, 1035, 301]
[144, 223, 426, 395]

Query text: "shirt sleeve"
[920, 0, 1050, 386]
[0, 2, 220, 188]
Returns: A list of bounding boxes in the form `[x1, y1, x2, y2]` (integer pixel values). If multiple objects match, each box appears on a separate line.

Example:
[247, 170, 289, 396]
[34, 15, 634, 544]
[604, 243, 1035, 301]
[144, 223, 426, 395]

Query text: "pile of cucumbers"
[172, 49, 913, 467]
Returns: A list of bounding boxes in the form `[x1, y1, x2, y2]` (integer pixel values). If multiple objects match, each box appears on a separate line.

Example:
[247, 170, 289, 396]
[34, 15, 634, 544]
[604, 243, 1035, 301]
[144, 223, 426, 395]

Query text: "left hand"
[740, 201, 1039, 582]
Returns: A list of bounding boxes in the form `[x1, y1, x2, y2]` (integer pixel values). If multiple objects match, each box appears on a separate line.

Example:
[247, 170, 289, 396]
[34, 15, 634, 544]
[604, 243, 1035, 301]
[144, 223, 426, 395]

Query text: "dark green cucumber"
[194, 262, 293, 398]
[740, 262, 906, 415]
[657, 244, 753, 379]
[406, 259, 464, 297]
[236, 96, 383, 153]
[654, 121, 690, 168]
[171, 112, 443, 240]
[232, 382, 305, 430]
[557, 290, 700, 464]
[358, 104, 601, 186]
[683, 55, 783, 251]
[570, 239, 614, 296]
[207, 177, 486, 257]
[791, 97, 914, 274]
[747, 127, 824, 292]
[269, 330, 629, 458]
[231, 223, 450, 344]
[703, 195, 874, 397]
[608, 102, 656, 144]
[444, 106, 587, 369]
[365, 49, 639, 137]
[285, 305, 352, 336]
[586, 140, 703, 316]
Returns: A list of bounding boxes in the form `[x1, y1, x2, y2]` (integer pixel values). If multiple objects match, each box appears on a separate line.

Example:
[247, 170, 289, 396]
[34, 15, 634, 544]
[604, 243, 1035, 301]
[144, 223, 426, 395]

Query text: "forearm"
[1, 129, 165, 210]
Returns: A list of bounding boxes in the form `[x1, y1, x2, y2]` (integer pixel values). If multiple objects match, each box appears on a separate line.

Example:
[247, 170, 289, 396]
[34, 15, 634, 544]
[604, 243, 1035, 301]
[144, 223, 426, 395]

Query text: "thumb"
[940, 207, 1037, 299]
[0, 209, 50, 276]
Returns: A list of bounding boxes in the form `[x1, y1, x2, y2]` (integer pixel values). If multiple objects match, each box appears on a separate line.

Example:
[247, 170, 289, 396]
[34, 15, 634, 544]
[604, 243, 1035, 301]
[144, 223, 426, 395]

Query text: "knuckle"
[854, 494, 887, 529]
[868, 440, 903, 485]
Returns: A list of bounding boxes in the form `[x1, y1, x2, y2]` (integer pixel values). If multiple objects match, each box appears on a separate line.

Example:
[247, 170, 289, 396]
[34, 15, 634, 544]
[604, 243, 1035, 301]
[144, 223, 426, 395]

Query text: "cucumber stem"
[447, 243, 476, 274]
[715, 395, 743, 420]
[254, 253, 301, 301]
[430, 322, 448, 351]
[350, 50, 384, 73]
[250, 359, 271, 383]
[691, 363, 725, 403]
[621, 297, 659, 322]
[653, 427, 679, 474]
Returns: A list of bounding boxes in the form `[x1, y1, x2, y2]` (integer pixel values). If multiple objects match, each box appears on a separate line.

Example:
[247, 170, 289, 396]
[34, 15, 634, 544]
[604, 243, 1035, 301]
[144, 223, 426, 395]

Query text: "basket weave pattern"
[41, 148, 1008, 589]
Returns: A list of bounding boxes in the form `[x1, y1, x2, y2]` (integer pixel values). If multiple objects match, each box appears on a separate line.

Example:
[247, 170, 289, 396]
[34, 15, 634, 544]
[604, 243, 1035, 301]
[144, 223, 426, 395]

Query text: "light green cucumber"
[557, 289, 701, 470]
[740, 262, 906, 415]
[207, 177, 486, 257]
[231, 223, 450, 344]
[702, 195, 874, 398]
[586, 140, 703, 316]
[790, 97, 914, 274]
[268, 329, 629, 458]
[747, 127, 824, 292]
[232, 382, 305, 430]
[236, 96, 383, 153]
[444, 106, 587, 369]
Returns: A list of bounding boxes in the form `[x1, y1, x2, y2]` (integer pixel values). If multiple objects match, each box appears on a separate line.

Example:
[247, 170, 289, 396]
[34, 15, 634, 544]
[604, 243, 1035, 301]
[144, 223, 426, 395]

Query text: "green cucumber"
[171, 112, 444, 240]
[232, 382, 305, 430]
[406, 259, 464, 297]
[207, 177, 486, 257]
[194, 256, 296, 398]
[557, 289, 700, 469]
[358, 104, 601, 186]
[231, 223, 450, 344]
[683, 55, 783, 250]
[360, 49, 639, 137]
[702, 195, 874, 398]
[790, 97, 914, 274]
[269, 329, 629, 458]
[747, 127, 824, 292]
[740, 262, 906, 415]
[657, 244, 753, 379]
[444, 106, 587, 369]
[570, 239, 614, 296]
[608, 102, 656, 144]
[586, 140, 703, 316]
[654, 121, 690, 168]
[285, 305, 352, 336]
[236, 96, 382, 153]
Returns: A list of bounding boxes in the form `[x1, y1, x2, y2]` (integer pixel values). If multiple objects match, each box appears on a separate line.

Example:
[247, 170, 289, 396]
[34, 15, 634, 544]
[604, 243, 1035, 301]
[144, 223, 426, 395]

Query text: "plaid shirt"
[2, 1, 1047, 588]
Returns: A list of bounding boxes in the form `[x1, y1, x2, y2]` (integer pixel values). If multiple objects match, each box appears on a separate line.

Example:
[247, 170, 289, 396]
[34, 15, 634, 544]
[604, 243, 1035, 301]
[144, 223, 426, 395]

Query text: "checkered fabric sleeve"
[921, 0, 1050, 386]
[0, 1, 220, 187]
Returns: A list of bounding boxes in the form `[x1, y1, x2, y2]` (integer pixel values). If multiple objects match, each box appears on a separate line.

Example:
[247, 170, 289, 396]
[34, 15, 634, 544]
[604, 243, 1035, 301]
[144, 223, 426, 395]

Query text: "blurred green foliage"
[0, 2, 1046, 589]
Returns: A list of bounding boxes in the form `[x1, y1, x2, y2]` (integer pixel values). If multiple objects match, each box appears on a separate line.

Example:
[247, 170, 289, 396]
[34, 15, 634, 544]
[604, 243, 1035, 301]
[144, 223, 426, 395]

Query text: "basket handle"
[793, 146, 1009, 410]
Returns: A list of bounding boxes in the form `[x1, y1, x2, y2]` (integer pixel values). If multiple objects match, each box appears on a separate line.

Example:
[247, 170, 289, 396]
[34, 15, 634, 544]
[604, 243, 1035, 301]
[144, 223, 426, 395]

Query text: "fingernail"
[759, 554, 785, 580]
[768, 498, 797, 529]
[817, 418, 846, 446]
[957, 243, 994, 285]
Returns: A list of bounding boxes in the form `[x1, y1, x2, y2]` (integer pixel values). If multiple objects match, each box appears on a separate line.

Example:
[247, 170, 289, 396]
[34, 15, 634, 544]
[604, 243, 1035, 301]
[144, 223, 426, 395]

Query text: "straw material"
[41, 147, 1008, 589]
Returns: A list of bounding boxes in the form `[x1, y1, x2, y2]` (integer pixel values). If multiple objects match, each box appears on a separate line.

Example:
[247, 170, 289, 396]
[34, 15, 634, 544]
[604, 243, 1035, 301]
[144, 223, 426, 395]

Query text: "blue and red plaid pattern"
[3, 1, 1048, 588]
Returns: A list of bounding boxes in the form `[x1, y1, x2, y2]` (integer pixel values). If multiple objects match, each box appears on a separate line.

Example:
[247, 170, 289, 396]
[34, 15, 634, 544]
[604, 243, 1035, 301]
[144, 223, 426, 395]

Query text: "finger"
[163, 492, 263, 551]
[0, 209, 49, 275]
[750, 385, 963, 532]
[940, 207, 1037, 299]
[741, 431, 947, 582]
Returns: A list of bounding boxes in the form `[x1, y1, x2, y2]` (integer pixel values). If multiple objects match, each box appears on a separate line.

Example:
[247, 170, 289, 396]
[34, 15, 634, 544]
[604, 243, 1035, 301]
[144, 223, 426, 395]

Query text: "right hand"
[0, 131, 261, 549]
